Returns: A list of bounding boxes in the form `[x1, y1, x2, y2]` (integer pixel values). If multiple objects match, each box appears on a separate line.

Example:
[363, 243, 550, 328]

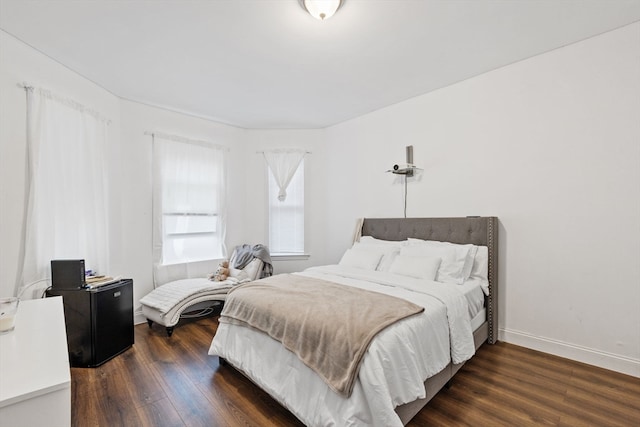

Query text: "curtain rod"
[17, 81, 112, 124]
[145, 131, 230, 151]
[17, 82, 34, 91]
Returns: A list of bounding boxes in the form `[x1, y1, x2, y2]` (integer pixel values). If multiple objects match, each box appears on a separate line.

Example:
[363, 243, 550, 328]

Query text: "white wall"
[321, 23, 640, 376]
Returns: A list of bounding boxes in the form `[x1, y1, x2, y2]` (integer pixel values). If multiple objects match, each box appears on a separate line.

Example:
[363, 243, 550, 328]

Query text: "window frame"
[153, 136, 227, 267]
[267, 159, 308, 260]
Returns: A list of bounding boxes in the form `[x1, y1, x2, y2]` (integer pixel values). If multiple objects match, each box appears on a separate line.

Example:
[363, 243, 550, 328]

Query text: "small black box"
[51, 259, 86, 289]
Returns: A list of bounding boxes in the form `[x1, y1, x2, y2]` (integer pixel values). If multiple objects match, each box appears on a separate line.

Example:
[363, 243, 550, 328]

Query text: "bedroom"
[0, 0, 638, 426]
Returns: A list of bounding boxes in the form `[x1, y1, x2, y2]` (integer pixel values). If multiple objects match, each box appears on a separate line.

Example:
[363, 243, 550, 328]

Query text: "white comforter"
[209, 265, 476, 427]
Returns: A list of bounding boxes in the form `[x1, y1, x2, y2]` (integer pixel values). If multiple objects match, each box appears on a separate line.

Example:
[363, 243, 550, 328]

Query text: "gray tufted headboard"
[361, 217, 499, 344]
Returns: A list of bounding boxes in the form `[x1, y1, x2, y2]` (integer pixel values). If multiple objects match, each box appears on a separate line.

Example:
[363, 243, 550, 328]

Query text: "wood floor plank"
[70, 367, 102, 427]
[70, 316, 640, 427]
[568, 366, 640, 411]
[560, 386, 638, 427]
[197, 374, 279, 427]
[73, 362, 144, 426]
[163, 336, 217, 385]
[467, 355, 570, 397]
[462, 362, 568, 416]
[116, 346, 168, 407]
[417, 384, 518, 426]
[460, 372, 561, 425]
[133, 397, 185, 427]
[148, 359, 225, 427]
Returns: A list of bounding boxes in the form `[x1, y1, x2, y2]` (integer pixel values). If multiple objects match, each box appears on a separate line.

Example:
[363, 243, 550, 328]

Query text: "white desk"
[0, 297, 71, 426]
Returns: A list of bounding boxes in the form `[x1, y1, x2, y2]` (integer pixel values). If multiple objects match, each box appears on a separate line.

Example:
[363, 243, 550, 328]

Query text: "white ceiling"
[2, 0, 640, 129]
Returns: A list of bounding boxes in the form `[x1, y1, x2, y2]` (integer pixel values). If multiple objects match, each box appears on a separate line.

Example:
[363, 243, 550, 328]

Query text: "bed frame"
[219, 216, 499, 425]
[361, 216, 499, 424]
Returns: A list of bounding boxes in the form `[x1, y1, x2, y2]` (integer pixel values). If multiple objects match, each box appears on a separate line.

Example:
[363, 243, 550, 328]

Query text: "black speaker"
[51, 259, 86, 289]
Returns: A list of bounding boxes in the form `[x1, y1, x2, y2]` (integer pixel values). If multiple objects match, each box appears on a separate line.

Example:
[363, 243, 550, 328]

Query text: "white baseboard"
[499, 328, 640, 378]
[134, 310, 146, 325]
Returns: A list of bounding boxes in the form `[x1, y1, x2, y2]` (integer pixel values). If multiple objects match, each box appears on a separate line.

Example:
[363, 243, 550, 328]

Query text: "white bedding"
[459, 277, 487, 320]
[209, 265, 482, 426]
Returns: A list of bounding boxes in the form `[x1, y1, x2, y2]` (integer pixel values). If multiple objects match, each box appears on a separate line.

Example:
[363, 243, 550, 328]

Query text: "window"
[268, 160, 304, 255]
[153, 136, 226, 265]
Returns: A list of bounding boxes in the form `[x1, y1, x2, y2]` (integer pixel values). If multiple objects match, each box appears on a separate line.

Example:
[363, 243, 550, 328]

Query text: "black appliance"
[51, 259, 86, 289]
[46, 279, 134, 367]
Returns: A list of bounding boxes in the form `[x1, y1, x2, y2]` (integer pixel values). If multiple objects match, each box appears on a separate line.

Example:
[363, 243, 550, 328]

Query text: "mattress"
[209, 265, 481, 427]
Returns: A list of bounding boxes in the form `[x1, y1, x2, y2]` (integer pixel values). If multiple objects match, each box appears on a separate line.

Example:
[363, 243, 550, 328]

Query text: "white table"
[0, 297, 71, 426]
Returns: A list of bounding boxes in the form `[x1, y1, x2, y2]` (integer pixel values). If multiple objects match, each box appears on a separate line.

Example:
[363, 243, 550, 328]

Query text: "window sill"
[271, 254, 310, 261]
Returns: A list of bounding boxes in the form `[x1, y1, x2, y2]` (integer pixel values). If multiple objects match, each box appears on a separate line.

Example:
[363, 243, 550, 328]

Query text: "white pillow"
[228, 268, 249, 281]
[462, 245, 478, 281]
[470, 246, 489, 281]
[376, 249, 400, 272]
[233, 258, 263, 280]
[389, 255, 441, 281]
[351, 242, 400, 272]
[339, 249, 383, 270]
[403, 239, 476, 284]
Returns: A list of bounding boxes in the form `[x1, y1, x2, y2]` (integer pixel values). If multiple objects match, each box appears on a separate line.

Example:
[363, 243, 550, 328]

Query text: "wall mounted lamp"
[386, 145, 422, 218]
[386, 145, 421, 177]
[300, 0, 344, 21]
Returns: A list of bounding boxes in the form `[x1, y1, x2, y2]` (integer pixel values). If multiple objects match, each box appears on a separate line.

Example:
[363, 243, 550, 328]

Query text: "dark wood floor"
[71, 315, 640, 426]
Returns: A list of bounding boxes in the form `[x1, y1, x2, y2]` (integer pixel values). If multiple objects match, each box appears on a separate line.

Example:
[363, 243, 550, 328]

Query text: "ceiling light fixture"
[301, 0, 344, 21]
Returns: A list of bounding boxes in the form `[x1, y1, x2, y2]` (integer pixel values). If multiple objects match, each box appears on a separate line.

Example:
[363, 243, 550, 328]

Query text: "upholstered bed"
[209, 217, 498, 426]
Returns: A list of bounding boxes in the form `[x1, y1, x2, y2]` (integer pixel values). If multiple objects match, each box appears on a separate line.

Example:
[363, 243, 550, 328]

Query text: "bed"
[208, 217, 498, 426]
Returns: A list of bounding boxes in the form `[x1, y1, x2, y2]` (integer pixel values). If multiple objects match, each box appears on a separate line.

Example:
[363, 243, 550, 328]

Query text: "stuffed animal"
[211, 260, 230, 282]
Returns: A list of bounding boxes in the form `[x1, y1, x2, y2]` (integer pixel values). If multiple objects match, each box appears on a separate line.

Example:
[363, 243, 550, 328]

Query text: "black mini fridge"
[47, 279, 134, 367]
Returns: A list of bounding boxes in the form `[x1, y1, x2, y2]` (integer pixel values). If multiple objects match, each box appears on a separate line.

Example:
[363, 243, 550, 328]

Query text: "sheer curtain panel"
[263, 149, 306, 202]
[264, 149, 307, 255]
[152, 134, 227, 286]
[19, 88, 110, 298]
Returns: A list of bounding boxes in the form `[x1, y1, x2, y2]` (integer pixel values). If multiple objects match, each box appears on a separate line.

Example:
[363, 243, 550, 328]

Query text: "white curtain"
[152, 134, 227, 286]
[19, 87, 110, 298]
[263, 149, 306, 201]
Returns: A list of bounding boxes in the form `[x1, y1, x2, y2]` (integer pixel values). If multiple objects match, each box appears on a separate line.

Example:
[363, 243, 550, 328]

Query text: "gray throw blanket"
[220, 274, 424, 397]
[232, 244, 273, 278]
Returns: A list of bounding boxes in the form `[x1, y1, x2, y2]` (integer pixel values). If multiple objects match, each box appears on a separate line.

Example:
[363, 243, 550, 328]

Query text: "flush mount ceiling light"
[301, 0, 344, 21]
